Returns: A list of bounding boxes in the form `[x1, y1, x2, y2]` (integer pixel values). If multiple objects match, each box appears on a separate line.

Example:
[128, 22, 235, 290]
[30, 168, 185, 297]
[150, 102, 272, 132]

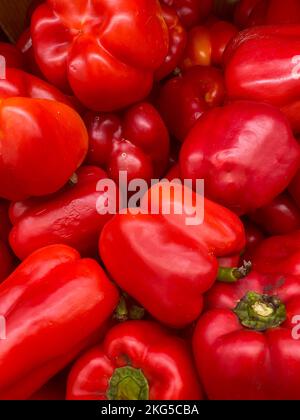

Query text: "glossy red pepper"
[196, 271, 300, 399]
[161, 0, 213, 29]
[67, 320, 203, 400]
[235, 0, 300, 28]
[85, 102, 170, 185]
[225, 25, 300, 133]
[0, 244, 119, 400]
[252, 230, 300, 276]
[9, 166, 117, 260]
[0, 97, 88, 201]
[0, 68, 72, 106]
[31, 0, 168, 112]
[155, 5, 187, 81]
[100, 182, 245, 328]
[181, 21, 238, 69]
[249, 193, 300, 235]
[0, 241, 14, 283]
[157, 66, 225, 141]
[0, 42, 24, 69]
[180, 101, 300, 215]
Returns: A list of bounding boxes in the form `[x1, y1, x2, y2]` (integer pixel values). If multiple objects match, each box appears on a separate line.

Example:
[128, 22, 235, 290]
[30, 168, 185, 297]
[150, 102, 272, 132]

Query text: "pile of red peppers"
[1, 0, 300, 401]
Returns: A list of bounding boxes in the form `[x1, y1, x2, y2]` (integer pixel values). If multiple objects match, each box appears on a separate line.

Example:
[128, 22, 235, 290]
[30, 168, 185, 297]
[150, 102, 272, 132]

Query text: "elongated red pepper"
[100, 182, 245, 328]
[85, 103, 170, 185]
[9, 166, 116, 260]
[225, 25, 300, 133]
[196, 271, 300, 399]
[67, 321, 203, 400]
[180, 101, 300, 214]
[158, 66, 225, 141]
[252, 230, 300, 276]
[0, 244, 119, 400]
[249, 193, 300, 235]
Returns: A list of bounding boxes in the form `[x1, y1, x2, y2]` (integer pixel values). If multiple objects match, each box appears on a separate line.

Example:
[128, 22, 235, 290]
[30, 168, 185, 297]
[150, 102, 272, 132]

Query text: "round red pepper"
[9, 166, 117, 260]
[67, 320, 203, 400]
[181, 21, 238, 69]
[0, 97, 88, 201]
[85, 102, 170, 185]
[252, 230, 300, 276]
[180, 101, 300, 215]
[197, 271, 300, 399]
[249, 193, 300, 235]
[155, 5, 187, 81]
[0, 42, 24, 69]
[225, 25, 300, 133]
[31, 0, 169, 111]
[0, 244, 119, 400]
[157, 66, 225, 141]
[161, 0, 213, 29]
[100, 182, 245, 328]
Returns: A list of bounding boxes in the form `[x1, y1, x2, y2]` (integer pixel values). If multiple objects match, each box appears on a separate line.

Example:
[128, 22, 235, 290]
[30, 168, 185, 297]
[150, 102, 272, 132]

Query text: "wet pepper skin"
[31, 0, 168, 112]
[100, 183, 245, 328]
[0, 245, 119, 400]
[67, 321, 203, 400]
[0, 98, 88, 201]
[196, 271, 300, 400]
[9, 166, 117, 260]
[85, 102, 170, 185]
[225, 25, 300, 133]
[180, 101, 300, 215]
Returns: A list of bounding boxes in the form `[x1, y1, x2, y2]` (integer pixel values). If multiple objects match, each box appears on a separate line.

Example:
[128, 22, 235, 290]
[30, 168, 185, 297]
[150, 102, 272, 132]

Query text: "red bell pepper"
[0, 42, 24, 70]
[67, 320, 203, 400]
[158, 66, 225, 141]
[225, 25, 300, 133]
[0, 244, 119, 400]
[249, 192, 300, 235]
[31, 0, 168, 112]
[9, 166, 117, 260]
[252, 230, 300, 276]
[180, 101, 300, 215]
[155, 5, 187, 81]
[85, 102, 170, 185]
[100, 182, 245, 328]
[180, 20, 238, 69]
[235, 0, 300, 28]
[0, 97, 88, 201]
[17, 29, 44, 78]
[0, 68, 72, 106]
[161, 0, 213, 29]
[196, 270, 300, 399]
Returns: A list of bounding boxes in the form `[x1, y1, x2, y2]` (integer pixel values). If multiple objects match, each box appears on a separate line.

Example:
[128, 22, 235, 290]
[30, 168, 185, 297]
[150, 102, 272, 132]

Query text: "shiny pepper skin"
[31, 0, 169, 112]
[0, 98, 88, 201]
[224, 25, 300, 133]
[180, 101, 300, 215]
[9, 166, 117, 260]
[85, 102, 170, 184]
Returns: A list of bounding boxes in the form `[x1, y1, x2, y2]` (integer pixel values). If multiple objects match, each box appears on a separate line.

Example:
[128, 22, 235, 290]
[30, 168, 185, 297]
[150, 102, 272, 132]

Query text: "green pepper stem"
[234, 291, 286, 331]
[217, 261, 252, 283]
[107, 367, 149, 400]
